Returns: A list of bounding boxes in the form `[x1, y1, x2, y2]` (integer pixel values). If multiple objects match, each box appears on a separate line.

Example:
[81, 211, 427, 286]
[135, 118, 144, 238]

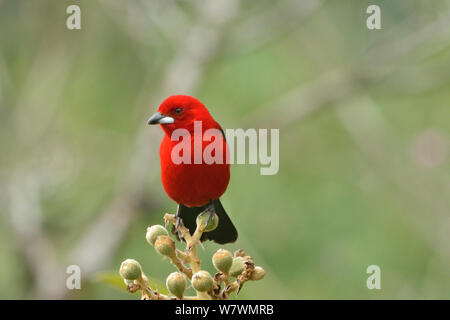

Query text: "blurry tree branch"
[224, 0, 322, 57]
[3, 46, 71, 298]
[246, 7, 450, 129]
[7, 173, 66, 299]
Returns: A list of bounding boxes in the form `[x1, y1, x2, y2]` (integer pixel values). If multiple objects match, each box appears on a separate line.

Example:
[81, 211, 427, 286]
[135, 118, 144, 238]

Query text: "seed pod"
[192, 270, 214, 292]
[196, 213, 219, 232]
[119, 259, 142, 280]
[212, 249, 233, 273]
[146, 225, 169, 246]
[154, 235, 176, 257]
[250, 266, 265, 281]
[166, 272, 186, 299]
[229, 257, 245, 277]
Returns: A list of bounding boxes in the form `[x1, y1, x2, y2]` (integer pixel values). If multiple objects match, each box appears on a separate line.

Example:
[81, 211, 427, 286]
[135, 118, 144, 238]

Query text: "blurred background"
[0, 0, 449, 299]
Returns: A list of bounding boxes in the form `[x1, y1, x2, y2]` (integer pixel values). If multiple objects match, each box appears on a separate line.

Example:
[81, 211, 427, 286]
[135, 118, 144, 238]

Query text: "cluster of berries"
[119, 213, 264, 300]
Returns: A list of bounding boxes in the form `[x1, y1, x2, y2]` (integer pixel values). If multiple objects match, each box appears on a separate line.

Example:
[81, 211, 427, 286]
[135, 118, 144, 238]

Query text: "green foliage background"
[0, 0, 449, 299]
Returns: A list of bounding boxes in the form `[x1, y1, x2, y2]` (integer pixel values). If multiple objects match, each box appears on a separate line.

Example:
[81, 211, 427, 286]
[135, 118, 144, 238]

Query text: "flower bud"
[212, 249, 233, 273]
[229, 257, 245, 277]
[192, 270, 214, 292]
[166, 272, 187, 299]
[250, 266, 265, 281]
[146, 225, 169, 246]
[196, 213, 219, 232]
[154, 235, 176, 257]
[119, 259, 142, 280]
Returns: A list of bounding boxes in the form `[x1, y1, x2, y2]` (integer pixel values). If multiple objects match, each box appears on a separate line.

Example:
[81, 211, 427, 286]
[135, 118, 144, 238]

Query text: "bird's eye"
[174, 108, 183, 114]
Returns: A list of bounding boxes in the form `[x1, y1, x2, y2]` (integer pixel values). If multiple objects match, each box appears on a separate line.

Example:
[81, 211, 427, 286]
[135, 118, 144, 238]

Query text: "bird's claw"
[171, 215, 185, 241]
[201, 202, 216, 228]
[175, 215, 182, 229]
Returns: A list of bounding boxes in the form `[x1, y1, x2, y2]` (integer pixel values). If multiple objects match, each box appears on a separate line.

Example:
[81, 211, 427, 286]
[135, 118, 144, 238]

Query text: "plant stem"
[169, 254, 193, 279]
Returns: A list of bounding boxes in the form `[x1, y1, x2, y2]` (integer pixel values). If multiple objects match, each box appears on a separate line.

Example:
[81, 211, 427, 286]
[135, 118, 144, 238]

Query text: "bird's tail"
[176, 199, 238, 244]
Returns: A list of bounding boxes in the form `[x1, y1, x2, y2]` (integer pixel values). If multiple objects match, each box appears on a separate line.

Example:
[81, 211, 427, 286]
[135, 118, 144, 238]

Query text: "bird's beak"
[147, 112, 174, 125]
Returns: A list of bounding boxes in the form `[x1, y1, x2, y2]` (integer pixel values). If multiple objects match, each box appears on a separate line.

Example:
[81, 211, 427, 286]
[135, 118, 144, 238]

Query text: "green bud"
[146, 225, 169, 246]
[229, 257, 245, 277]
[250, 266, 265, 281]
[154, 235, 175, 257]
[196, 212, 219, 232]
[119, 259, 142, 280]
[192, 270, 214, 292]
[212, 249, 233, 273]
[166, 272, 187, 299]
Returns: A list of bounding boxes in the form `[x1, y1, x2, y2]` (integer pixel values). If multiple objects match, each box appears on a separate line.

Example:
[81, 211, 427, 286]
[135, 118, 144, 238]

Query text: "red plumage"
[148, 95, 237, 244]
[156, 95, 230, 207]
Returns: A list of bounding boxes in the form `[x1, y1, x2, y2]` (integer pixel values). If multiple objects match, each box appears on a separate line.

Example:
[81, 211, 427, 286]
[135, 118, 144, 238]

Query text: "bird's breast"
[159, 133, 230, 207]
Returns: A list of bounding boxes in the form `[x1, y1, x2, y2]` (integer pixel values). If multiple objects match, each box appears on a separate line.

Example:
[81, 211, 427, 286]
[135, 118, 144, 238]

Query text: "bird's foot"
[175, 215, 182, 229]
[172, 215, 185, 241]
[200, 201, 216, 228]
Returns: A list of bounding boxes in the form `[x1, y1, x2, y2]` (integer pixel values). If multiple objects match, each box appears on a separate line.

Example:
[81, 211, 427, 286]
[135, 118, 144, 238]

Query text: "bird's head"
[147, 95, 216, 135]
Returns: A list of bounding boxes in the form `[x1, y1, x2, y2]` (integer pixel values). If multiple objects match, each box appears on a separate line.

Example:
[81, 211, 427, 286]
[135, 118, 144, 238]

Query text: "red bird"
[147, 95, 237, 244]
